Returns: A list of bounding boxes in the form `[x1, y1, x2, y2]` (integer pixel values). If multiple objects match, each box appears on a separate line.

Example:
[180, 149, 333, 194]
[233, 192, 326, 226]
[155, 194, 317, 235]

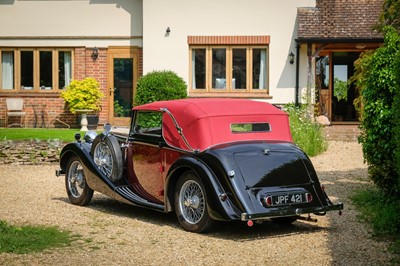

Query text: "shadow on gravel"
[53, 194, 326, 241]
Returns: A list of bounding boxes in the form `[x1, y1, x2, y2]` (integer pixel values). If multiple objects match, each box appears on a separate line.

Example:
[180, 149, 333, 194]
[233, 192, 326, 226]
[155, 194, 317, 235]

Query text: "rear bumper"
[240, 202, 344, 221]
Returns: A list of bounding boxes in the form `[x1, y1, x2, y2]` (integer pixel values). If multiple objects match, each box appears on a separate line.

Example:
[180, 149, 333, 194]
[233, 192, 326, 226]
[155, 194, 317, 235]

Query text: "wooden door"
[107, 47, 139, 126]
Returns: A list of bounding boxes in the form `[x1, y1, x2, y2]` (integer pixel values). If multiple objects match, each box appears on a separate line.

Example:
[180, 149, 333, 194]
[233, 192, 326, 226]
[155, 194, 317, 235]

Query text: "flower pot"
[77, 114, 99, 130]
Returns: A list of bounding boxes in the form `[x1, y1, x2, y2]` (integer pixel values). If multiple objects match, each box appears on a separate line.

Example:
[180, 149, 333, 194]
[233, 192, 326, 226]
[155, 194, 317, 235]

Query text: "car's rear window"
[231, 122, 271, 133]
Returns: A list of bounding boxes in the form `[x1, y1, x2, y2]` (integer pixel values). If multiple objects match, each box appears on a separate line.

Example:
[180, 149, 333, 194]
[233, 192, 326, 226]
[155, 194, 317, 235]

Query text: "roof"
[134, 98, 293, 151]
[297, 0, 383, 42]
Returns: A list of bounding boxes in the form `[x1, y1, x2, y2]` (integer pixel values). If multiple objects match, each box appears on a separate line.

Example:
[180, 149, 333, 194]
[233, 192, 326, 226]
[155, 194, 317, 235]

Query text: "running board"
[114, 186, 164, 211]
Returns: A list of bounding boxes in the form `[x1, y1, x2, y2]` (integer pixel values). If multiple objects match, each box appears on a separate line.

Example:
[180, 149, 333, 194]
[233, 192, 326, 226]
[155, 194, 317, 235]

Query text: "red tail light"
[306, 193, 313, 203]
[264, 196, 272, 206]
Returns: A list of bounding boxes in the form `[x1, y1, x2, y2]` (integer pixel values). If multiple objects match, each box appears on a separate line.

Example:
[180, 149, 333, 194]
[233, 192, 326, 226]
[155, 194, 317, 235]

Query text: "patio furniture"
[31, 104, 46, 128]
[47, 111, 70, 128]
[5, 98, 26, 127]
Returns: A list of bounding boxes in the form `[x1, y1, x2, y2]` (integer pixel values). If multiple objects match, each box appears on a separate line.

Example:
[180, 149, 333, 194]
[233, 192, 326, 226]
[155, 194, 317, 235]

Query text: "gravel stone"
[0, 141, 393, 265]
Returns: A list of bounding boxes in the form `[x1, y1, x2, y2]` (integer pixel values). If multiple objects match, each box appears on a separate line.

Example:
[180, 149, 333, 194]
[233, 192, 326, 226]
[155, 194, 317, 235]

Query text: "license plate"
[271, 193, 306, 206]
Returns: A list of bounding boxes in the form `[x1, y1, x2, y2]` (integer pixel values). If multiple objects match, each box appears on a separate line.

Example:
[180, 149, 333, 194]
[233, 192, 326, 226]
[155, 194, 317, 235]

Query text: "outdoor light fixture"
[289, 52, 295, 64]
[166, 27, 171, 34]
[91, 47, 99, 60]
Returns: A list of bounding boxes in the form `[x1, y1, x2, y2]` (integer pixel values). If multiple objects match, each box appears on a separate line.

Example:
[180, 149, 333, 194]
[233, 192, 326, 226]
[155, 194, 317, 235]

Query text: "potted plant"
[60, 77, 104, 130]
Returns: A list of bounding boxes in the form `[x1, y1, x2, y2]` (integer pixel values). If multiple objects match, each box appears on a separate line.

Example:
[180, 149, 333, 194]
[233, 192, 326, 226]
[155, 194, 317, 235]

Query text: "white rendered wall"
[143, 0, 315, 104]
[0, 0, 143, 47]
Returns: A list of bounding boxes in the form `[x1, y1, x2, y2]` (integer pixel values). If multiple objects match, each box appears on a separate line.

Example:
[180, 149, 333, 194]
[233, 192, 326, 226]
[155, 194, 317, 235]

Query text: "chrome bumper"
[240, 202, 344, 221]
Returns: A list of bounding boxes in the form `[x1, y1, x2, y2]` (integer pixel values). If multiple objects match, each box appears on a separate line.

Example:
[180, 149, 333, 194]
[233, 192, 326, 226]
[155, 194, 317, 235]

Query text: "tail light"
[264, 196, 272, 206]
[306, 193, 313, 203]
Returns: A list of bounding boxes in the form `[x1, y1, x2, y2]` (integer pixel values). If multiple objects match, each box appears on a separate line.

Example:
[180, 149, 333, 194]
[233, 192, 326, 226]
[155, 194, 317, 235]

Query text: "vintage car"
[57, 98, 343, 233]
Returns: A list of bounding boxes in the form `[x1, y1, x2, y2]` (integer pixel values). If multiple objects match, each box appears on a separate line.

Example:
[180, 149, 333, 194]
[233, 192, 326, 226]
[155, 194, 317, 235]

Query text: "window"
[133, 111, 162, 136]
[188, 36, 270, 97]
[231, 122, 271, 133]
[1, 51, 14, 90]
[0, 48, 73, 92]
[190, 46, 269, 95]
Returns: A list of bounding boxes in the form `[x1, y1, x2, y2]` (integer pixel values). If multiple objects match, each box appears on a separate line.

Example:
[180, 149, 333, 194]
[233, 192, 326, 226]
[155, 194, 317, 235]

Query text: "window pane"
[134, 111, 162, 135]
[191, 49, 206, 89]
[1, 51, 14, 90]
[231, 122, 271, 133]
[59, 51, 72, 89]
[232, 48, 246, 89]
[40, 51, 52, 90]
[21, 51, 33, 90]
[212, 48, 226, 89]
[252, 49, 267, 89]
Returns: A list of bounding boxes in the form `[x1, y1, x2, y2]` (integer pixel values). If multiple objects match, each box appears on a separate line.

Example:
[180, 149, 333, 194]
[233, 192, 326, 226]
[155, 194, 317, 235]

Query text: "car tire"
[65, 155, 94, 206]
[174, 170, 214, 233]
[271, 216, 298, 224]
[91, 133, 123, 182]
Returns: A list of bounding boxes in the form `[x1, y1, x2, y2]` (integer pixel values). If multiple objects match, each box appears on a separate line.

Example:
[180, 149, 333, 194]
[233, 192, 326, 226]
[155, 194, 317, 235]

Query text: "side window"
[133, 111, 162, 136]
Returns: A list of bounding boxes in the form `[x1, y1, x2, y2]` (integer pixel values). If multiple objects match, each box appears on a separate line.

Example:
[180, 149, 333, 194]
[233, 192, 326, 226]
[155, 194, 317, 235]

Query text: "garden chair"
[5, 98, 26, 127]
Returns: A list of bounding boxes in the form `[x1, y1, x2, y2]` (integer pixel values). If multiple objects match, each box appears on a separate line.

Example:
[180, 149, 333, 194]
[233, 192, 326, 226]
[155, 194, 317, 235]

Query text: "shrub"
[285, 103, 327, 157]
[354, 26, 400, 196]
[60, 77, 104, 114]
[134, 70, 187, 106]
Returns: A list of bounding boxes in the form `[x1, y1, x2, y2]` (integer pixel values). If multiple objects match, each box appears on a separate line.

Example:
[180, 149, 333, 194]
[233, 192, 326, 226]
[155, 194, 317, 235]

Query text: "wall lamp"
[166, 27, 171, 34]
[91, 47, 99, 60]
[289, 52, 295, 65]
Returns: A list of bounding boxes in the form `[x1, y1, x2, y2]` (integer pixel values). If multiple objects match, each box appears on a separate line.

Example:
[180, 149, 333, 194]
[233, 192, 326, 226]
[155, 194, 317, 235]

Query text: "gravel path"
[0, 141, 393, 265]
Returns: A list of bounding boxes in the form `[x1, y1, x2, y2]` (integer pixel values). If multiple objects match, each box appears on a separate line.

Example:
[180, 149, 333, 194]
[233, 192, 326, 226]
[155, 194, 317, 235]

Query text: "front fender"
[166, 156, 242, 221]
[59, 142, 117, 198]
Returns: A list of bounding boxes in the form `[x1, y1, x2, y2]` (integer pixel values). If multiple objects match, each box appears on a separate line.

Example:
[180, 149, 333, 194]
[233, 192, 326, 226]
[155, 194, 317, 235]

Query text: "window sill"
[189, 91, 272, 99]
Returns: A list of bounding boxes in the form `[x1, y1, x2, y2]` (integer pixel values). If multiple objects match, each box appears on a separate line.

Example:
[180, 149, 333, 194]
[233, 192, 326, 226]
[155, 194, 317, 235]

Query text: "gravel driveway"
[0, 141, 393, 265]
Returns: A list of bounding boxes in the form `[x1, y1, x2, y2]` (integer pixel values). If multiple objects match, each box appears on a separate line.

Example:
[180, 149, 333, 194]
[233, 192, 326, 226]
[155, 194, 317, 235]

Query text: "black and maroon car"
[57, 98, 343, 233]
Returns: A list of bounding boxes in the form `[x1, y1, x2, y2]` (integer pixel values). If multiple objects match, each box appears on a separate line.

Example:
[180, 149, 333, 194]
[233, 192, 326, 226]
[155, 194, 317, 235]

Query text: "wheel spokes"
[180, 180, 205, 224]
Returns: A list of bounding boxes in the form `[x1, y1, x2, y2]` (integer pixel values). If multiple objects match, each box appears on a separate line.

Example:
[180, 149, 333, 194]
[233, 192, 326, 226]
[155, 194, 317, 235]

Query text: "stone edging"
[0, 140, 64, 165]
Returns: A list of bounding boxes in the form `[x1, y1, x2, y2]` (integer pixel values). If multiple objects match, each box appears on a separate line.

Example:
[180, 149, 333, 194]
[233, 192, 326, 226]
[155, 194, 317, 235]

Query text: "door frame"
[107, 46, 139, 126]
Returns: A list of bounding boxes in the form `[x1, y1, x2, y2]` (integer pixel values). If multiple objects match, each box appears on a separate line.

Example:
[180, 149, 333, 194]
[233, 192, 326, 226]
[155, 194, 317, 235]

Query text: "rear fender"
[166, 156, 241, 221]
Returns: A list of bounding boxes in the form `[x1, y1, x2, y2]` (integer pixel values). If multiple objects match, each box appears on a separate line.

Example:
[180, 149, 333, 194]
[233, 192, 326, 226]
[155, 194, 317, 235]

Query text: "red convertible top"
[134, 98, 293, 151]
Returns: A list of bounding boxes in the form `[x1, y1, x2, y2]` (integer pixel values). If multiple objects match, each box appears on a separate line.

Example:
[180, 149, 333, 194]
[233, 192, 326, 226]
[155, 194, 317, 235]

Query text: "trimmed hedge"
[134, 70, 187, 106]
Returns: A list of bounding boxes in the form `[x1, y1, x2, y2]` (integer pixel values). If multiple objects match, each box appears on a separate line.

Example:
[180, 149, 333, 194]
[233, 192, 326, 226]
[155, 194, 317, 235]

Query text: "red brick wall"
[1, 46, 143, 128]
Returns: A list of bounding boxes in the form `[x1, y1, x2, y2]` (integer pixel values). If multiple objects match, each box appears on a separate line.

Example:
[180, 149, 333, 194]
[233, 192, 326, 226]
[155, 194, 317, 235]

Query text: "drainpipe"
[295, 43, 300, 106]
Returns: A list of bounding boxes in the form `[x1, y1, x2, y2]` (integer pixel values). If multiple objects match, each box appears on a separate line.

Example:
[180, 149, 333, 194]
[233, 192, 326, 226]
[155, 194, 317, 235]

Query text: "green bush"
[134, 70, 187, 106]
[285, 103, 327, 157]
[60, 77, 104, 114]
[354, 26, 400, 196]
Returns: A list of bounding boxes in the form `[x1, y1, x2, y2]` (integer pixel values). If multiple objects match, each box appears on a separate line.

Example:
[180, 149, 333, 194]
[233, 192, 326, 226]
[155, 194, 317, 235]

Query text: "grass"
[351, 189, 400, 263]
[0, 220, 78, 254]
[285, 103, 328, 157]
[0, 128, 85, 142]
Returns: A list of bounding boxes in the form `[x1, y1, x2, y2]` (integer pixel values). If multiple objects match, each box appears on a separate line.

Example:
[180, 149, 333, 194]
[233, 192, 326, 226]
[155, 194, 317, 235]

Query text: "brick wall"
[1, 46, 143, 128]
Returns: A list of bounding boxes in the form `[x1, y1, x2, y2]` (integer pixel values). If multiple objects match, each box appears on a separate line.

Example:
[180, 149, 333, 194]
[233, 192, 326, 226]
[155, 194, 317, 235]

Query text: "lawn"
[0, 128, 84, 142]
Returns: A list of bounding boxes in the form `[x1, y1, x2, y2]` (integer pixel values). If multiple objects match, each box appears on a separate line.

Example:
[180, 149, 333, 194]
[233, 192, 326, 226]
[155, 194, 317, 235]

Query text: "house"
[0, 0, 383, 128]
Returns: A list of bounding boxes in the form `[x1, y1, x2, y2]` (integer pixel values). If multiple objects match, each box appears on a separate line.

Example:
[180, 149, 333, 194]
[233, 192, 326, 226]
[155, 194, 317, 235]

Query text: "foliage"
[0, 220, 76, 254]
[285, 103, 327, 157]
[333, 77, 349, 102]
[114, 100, 126, 117]
[377, 0, 400, 32]
[354, 26, 400, 196]
[135, 111, 162, 132]
[134, 70, 187, 106]
[60, 77, 104, 114]
[351, 189, 400, 263]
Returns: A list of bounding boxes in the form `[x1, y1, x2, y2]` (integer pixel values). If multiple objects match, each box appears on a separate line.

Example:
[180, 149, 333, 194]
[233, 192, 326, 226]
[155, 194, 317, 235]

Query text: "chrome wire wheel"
[93, 142, 113, 178]
[67, 160, 86, 198]
[178, 179, 205, 224]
